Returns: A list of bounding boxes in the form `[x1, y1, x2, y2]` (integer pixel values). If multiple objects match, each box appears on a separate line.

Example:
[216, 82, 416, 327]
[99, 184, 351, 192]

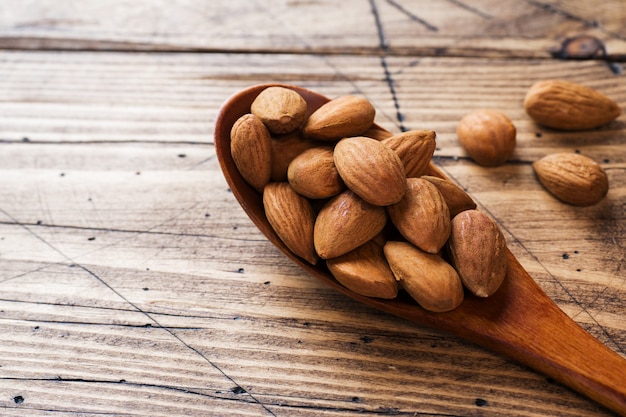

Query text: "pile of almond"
[230, 86, 508, 313]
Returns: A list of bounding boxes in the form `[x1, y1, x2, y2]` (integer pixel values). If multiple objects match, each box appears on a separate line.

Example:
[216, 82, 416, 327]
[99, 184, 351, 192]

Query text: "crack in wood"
[384, 0, 438, 32]
[0, 376, 257, 403]
[524, 0, 626, 42]
[0, 208, 278, 417]
[0, 297, 245, 323]
[370, 0, 407, 132]
[445, 0, 493, 20]
[0, 220, 266, 242]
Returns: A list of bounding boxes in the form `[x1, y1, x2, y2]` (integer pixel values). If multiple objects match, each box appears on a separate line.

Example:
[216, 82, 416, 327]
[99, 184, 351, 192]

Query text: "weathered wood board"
[0, 1, 624, 416]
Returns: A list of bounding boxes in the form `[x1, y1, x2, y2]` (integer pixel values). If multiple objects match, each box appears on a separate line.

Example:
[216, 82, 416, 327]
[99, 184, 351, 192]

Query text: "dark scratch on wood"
[370, 0, 407, 132]
[445, 0, 493, 20]
[0, 376, 258, 403]
[0, 220, 267, 242]
[384, 0, 438, 32]
[524, 0, 626, 43]
[0, 207, 278, 417]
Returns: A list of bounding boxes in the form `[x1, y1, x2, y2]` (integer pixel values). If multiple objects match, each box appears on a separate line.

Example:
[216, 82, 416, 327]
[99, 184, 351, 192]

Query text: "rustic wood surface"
[0, 1, 624, 416]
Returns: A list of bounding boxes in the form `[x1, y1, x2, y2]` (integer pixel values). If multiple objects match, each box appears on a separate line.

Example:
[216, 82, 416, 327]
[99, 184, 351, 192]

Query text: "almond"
[532, 153, 609, 206]
[326, 240, 398, 299]
[270, 132, 318, 182]
[387, 178, 450, 254]
[381, 130, 436, 177]
[287, 147, 345, 199]
[363, 126, 394, 141]
[251, 86, 308, 134]
[333, 136, 407, 206]
[448, 210, 507, 297]
[303, 95, 376, 141]
[422, 175, 476, 218]
[456, 110, 516, 167]
[314, 190, 387, 259]
[524, 80, 621, 130]
[230, 113, 272, 192]
[263, 182, 318, 265]
[384, 241, 464, 313]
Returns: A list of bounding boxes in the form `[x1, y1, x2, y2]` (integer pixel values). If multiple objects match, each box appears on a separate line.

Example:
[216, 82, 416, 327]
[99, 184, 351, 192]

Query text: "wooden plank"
[0, 50, 623, 151]
[0, 0, 624, 59]
[0, 51, 396, 143]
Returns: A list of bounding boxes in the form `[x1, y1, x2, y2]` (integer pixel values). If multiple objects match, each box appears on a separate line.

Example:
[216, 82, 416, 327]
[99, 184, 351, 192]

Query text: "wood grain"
[0, 1, 625, 416]
[0, 0, 625, 58]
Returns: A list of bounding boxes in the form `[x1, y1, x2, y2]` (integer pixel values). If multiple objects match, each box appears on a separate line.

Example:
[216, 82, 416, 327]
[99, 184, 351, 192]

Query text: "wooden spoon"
[215, 83, 626, 416]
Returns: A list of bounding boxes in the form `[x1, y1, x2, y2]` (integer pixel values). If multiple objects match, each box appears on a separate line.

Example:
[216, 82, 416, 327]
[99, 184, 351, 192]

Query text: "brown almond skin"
[448, 210, 507, 298]
[287, 147, 345, 199]
[384, 241, 464, 313]
[230, 113, 272, 192]
[251, 86, 308, 134]
[456, 110, 516, 167]
[326, 240, 398, 299]
[270, 132, 318, 182]
[314, 190, 387, 259]
[362, 126, 394, 141]
[333, 136, 407, 206]
[263, 182, 318, 265]
[381, 130, 436, 177]
[303, 95, 376, 141]
[422, 175, 477, 218]
[387, 178, 451, 254]
[532, 153, 609, 206]
[524, 80, 621, 130]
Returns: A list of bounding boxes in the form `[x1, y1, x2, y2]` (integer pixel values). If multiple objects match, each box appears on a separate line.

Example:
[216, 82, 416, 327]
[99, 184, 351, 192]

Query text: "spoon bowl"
[215, 83, 626, 415]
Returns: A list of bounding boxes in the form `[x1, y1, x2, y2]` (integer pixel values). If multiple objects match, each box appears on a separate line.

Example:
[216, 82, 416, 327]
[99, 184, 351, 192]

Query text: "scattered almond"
[532, 153, 609, 206]
[457, 109, 516, 167]
[524, 80, 621, 130]
[448, 210, 508, 297]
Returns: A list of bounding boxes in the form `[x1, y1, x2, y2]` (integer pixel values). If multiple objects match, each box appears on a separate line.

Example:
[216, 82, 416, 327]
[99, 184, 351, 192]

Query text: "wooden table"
[1, 1, 624, 416]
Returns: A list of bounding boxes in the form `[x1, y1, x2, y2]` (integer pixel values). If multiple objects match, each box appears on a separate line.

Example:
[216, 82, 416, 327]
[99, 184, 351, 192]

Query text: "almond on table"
[456, 109, 517, 167]
[524, 79, 621, 130]
[532, 152, 609, 207]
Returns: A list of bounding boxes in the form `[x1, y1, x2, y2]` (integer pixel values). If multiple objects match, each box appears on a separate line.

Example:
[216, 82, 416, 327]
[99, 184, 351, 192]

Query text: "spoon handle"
[396, 252, 626, 415]
[498, 254, 626, 415]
